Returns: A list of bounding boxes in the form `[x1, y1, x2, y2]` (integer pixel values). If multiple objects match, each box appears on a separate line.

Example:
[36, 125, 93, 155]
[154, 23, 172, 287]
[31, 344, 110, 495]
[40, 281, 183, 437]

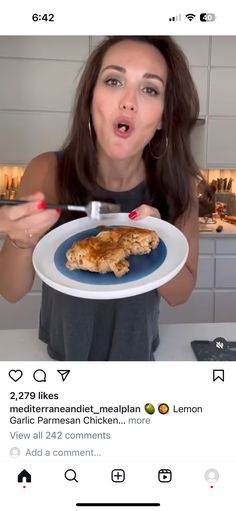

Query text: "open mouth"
[114, 117, 134, 137]
[117, 122, 130, 133]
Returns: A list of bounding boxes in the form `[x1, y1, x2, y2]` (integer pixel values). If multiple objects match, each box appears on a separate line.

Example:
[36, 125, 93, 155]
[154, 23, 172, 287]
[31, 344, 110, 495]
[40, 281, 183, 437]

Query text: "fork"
[0, 199, 120, 219]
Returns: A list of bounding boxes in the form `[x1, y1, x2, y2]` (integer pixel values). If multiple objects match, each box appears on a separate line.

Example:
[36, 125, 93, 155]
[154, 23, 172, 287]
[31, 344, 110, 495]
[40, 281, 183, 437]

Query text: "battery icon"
[200, 13, 216, 22]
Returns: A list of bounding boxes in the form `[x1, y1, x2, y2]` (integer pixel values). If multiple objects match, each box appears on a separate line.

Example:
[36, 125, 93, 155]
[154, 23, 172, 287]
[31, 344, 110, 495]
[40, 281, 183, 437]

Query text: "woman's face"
[91, 40, 167, 161]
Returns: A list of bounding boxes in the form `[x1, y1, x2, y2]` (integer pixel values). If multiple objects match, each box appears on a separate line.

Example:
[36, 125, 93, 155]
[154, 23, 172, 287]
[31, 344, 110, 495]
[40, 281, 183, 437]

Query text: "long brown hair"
[57, 36, 200, 223]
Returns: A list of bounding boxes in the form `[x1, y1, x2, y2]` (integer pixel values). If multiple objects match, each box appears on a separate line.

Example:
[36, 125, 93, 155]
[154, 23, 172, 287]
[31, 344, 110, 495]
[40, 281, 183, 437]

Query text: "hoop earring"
[88, 118, 92, 138]
[149, 135, 168, 159]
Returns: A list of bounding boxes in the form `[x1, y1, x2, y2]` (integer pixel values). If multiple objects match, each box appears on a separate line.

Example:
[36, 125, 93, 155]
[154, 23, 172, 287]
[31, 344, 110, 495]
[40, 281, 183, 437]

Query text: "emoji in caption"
[144, 403, 155, 415]
[158, 403, 169, 415]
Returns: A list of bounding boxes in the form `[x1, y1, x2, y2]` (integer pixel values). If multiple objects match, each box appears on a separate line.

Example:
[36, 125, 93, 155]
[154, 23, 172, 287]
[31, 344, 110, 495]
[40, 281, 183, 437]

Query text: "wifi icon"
[186, 13, 196, 21]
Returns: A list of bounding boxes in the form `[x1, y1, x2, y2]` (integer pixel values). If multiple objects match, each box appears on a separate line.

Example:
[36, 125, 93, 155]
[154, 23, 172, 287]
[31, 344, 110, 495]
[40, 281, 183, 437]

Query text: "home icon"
[17, 469, 31, 483]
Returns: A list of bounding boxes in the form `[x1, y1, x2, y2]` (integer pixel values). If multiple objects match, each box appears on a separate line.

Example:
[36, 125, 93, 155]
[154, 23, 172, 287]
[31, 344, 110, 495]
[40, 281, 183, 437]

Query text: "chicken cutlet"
[66, 226, 159, 277]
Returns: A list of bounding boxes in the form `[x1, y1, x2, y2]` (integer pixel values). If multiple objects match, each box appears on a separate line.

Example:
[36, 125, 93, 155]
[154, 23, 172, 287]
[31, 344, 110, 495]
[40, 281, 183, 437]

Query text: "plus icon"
[111, 469, 125, 483]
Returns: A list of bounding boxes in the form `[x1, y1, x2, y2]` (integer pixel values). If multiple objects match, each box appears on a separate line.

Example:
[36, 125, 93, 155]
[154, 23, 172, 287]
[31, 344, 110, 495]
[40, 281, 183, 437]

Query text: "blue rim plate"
[33, 214, 189, 299]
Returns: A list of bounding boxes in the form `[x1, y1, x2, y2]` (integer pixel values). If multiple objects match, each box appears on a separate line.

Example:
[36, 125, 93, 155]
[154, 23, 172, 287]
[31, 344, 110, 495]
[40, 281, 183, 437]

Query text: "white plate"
[33, 214, 189, 299]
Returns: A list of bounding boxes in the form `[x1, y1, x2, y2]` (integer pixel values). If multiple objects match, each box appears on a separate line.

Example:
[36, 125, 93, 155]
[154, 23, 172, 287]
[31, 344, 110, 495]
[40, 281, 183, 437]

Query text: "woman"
[0, 36, 200, 361]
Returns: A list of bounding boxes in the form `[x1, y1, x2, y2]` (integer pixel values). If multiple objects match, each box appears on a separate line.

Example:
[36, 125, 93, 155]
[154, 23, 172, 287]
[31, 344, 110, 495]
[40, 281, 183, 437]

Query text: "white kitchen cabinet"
[0, 293, 41, 329]
[190, 123, 206, 169]
[199, 238, 215, 254]
[160, 239, 215, 323]
[216, 257, 236, 288]
[0, 111, 70, 164]
[209, 68, 236, 116]
[216, 238, 236, 254]
[1, 231, 236, 329]
[159, 290, 214, 324]
[190, 67, 208, 118]
[0, 59, 83, 113]
[91, 36, 104, 49]
[0, 268, 42, 329]
[174, 36, 209, 66]
[160, 232, 236, 324]
[215, 291, 236, 322]
[0, 36, 90, 61]
[211, 36, 236, 66]
[195, 256, 214, 288]
[215, 238, 236, 289]
[32, 275, 42, 292]
[91, 36, 210, 66]
[207, 119, 236, 168]
[207, 36, 236, 168]
[1, 36, 236, 167]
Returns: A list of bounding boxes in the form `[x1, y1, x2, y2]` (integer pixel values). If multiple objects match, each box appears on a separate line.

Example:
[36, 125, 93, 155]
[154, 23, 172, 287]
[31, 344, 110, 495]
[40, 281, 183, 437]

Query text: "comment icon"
[33, 369, 47, 382]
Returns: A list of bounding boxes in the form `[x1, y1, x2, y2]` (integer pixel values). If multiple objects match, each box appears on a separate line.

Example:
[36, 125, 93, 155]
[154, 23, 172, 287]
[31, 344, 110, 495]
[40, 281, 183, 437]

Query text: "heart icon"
[9, 370, 23, 382]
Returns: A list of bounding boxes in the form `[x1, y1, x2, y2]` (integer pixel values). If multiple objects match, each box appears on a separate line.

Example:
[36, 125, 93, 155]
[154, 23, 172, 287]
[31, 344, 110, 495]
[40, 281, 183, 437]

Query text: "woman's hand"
[128, 204, 161, 220]
[0, 191, 61, 249]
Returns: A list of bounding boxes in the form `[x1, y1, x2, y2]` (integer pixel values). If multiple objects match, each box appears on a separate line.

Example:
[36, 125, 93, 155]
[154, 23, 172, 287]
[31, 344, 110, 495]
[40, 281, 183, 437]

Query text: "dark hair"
[57, 36, 200, 223]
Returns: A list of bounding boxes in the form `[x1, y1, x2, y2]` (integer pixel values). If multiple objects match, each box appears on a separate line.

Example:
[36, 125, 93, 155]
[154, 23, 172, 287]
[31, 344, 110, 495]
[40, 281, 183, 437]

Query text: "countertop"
[198, 219, 236, 236]
[0, 323, 236, 361]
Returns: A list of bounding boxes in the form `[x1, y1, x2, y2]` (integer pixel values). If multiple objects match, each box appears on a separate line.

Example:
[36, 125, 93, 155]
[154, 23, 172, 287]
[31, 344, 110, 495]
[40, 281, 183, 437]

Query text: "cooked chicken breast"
[66, 226, 159, 277]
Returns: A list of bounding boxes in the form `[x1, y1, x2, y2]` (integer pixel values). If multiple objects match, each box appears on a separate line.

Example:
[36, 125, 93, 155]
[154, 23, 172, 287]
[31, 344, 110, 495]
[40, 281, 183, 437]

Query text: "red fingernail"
[128, 210, 137, 219]
[56, 208, 61, 214]
[37, 200, 46, 210]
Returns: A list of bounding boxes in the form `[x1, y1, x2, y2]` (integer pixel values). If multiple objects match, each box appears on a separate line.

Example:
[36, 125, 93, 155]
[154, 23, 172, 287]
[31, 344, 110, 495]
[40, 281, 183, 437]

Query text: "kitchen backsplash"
[1, 165, 236, 214]
[201, 168, 236, 194]
[199, 168, 236, 215]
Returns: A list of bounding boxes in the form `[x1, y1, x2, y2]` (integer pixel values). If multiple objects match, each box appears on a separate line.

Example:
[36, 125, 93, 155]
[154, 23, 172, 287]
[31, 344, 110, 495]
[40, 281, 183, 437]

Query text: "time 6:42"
[32, 13, 55, 22]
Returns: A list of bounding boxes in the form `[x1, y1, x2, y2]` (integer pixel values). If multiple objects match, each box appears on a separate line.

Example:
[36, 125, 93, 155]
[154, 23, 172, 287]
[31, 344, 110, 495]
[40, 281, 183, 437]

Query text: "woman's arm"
[158, 199, 199, 305]
[0, 152, 59, 302]
[128, 188, 199, 306]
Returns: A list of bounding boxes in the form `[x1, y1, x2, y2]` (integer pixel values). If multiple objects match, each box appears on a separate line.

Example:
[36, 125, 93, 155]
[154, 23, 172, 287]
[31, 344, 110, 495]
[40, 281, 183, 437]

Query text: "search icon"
[64, 469, 78, 483]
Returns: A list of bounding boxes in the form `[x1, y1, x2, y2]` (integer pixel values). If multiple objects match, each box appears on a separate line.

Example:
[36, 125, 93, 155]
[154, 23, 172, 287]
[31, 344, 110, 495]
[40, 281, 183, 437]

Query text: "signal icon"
[169, 13, 181, 22]
[186, 13, 196, 21]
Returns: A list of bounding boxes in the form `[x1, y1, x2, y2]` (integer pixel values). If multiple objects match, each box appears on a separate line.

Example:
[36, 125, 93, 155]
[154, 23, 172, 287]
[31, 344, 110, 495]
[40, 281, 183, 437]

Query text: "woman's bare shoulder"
[16, 151, 59, 201]
[28, 151, 57, 165]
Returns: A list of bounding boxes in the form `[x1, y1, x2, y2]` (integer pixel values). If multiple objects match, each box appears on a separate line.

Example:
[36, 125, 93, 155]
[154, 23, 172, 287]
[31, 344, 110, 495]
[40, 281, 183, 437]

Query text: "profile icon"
[10, 446, 21, 458]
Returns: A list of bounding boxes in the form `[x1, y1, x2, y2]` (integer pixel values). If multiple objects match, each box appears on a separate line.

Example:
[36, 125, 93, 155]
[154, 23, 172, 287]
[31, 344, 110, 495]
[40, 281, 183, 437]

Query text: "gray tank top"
[39, 182, 160, 361]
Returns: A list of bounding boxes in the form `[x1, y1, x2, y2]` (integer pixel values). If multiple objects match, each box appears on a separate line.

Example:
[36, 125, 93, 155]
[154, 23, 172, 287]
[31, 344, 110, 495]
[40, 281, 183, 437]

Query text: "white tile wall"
[0, 36, 90, 60]
[209, 68, 236, 116]
[0, 111, 70, 164]
[190, 67, 208, 117]
[211, 36, 236, 66]
[0, 36, 236, 167]
[0, 59, 83, 112]
[0, 36, 89, 164]
[207, 119, 236, 167]
[174, 36, 210, 66]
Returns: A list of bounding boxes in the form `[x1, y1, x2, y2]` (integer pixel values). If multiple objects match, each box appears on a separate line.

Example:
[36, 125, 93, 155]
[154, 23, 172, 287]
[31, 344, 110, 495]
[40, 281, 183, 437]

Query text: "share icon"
[57, 370, 70, 382]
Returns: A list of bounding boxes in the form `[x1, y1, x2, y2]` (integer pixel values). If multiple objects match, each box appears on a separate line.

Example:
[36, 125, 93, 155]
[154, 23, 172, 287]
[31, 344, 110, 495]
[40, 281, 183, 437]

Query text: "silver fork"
[64, 201, 120, 219]
[0, 199, 121, 219]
